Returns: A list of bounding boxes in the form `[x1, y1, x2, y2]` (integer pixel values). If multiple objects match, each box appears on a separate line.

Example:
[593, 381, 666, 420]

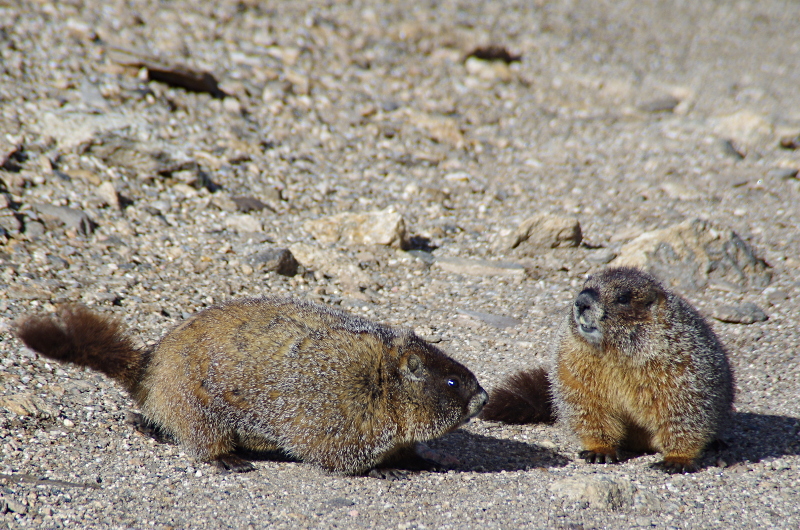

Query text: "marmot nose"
[575, 290, 596, 314]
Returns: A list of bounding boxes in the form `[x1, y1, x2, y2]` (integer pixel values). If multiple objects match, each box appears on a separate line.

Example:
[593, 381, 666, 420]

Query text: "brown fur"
[16, 297, 487, 474]
[16, 304, 145, 392]
[488, 267, 734, 473]
[480, 368, 555, 424]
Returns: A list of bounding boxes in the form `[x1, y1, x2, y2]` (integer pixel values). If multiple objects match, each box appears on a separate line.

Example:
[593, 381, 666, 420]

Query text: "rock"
[586, 249, 617, 265]
[0, 196, 22, 237]
[0, 393, 52, 418]
[711, 110, 774, 148]
[406, 111, 465, 149]
[6, 283, 53, 300]
[288, 243, 372, 289]
[456, 309, 521, 329]
[24, 221, 45, 238]
[5, 499, 26, 515]
[763, 286, 789, 304]
[464, 57, 512, 82]
[549, 476, 637, 511]
[32, 204, 98, 235]
[224, 213, 262, 234]
[766, 168, 798, 180]
[612, 218, 771, 291]
[433, 256, 526, 277]
[85, 132, 191, 177]
[638, 95, 680, 113]
[210, 192, 239, 212]
[303, 206, 408, 249]
[718, 139, 746, 159]
[661, 182, 704, 200]
[632, 491, 663, 513]
[500, 213, 582, 253]
[230, 196, 271, 212]
[247, 248, 299, 276]
[779, 133, 800, 149]
[713, 302, 768, 324]
[95, 181, 120, 209]
[35, 108, 136, 151]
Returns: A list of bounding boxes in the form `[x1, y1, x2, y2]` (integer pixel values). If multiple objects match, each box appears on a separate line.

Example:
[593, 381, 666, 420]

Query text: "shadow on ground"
[716, 412, 800, 466]
[430, 429, 570, 472]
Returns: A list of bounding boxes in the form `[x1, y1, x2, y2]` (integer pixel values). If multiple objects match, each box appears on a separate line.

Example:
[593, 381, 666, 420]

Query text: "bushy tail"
[479, 367, 556, 424]
[16, 304, 146, 394]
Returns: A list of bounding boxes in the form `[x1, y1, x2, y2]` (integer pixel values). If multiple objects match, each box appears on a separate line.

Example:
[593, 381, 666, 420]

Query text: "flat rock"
[0, 393, 53, 418]
[549, 476, 637, 511]
[85, 132, 191, 177]
[499, 213, 582, 254]
[35, 108, 136, 151]
[433, 256, 526, 277]
[612, 218, 771, 291]
[713, 302, 768, 324]
[711, 110, 774, 147]
[765, 168, 798, 180]
[456, 309, 521, 329]
[32, 203, 97, 235]
[224, 213, 262, 234]
[303, 206, 408, 249]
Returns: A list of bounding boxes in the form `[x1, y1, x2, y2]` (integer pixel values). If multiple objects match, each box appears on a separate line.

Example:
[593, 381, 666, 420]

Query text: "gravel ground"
[1, 0, 799, 528]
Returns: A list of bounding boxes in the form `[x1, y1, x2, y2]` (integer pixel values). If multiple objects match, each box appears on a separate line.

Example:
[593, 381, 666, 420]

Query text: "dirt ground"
[1, 0, 799, 528]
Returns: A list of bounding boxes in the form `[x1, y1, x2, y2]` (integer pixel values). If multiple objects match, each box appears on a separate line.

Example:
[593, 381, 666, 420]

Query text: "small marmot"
[16, 297, 488, 475]
[482, 267, 734, 473]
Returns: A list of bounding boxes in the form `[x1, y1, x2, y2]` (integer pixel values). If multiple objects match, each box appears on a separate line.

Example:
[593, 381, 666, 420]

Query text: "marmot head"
[572, 267, 666, 351]
[395, 335, 488, 440]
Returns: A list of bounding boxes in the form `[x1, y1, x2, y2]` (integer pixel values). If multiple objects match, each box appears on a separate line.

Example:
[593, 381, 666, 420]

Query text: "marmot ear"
[402, 353, 425, 380]
[642, 288, 663, 306]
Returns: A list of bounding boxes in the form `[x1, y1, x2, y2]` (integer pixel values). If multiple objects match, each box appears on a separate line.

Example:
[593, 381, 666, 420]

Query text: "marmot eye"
[447, 377, 460, 389]
[615, 291, 632, 305]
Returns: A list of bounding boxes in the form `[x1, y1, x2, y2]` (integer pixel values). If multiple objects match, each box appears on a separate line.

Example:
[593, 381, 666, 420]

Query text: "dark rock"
[720, 139, 746, 159]
[231, 196, 272, 212]
[779, 134, 800, 150]
[248, 248, 299, 276]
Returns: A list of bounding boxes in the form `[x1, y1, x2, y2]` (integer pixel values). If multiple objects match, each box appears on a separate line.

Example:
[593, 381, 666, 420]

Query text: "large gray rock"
[499, 213, 582, 254]
[612, 218, 771, 291]
[304, 206, 408, 249]
[549, 476, 637, 511]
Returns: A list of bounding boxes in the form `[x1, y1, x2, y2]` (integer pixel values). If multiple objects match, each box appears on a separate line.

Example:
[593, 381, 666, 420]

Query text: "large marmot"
[17, 297, 487, 475]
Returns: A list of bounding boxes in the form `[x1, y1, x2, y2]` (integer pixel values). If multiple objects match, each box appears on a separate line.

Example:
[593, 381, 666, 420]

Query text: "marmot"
[482, 267, 734, 473]
[16, 297, 488, 475]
